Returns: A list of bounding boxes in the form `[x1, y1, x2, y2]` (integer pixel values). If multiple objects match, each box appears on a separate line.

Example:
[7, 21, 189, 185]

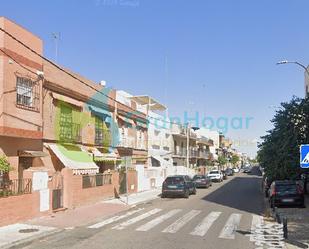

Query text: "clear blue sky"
[2, 0, 309, 157]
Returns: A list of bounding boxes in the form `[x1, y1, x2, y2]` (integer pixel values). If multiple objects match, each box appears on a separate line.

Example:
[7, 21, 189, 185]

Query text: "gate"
[51, 172, 63, 210]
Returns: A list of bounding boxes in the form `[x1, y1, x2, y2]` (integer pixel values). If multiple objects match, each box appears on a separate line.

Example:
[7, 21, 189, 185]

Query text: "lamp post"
[276, 60, 309, 96]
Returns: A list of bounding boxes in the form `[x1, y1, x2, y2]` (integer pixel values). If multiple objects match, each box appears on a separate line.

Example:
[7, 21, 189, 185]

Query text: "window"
[59, 104, 81, 142]
[16, 77, 40, 111]
[95, 116, 110, 147]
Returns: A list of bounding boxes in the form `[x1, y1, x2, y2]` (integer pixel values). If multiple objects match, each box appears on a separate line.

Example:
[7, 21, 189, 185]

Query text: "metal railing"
[59, 122, 81, 143]
[0, 178, 32, 198]
[82, 174, 112, 189]
[95, 129, 111, 146]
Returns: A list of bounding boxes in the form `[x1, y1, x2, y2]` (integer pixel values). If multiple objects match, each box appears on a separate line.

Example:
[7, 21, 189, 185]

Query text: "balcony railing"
[59, 122, 81, 143]
[82, 174, 112, 189]
[118, 137, 135, 148]
[0, 178, 32, 198]
[198, 151, 211, 159]
[95, 129, 111, 147]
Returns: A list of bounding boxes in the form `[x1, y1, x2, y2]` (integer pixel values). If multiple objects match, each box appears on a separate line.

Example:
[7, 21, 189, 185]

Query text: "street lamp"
[276, 60, 309, 96]
[276, 60, 309, 76]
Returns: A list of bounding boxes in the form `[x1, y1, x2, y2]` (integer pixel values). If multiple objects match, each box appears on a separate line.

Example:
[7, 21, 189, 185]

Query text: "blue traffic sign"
[300, 144, 309, 168]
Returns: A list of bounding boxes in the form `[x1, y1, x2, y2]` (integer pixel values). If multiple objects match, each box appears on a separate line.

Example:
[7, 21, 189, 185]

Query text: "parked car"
[243, 166, 252, 173]
[162, 175, 196, 198]
[268, 180, 305, 208]
[233, 167, 240, 173]
[193, 175, 212, 188]
[263, 176, 273, 197]
[225, 168, 234, 176]
[208, 170, 223, 182]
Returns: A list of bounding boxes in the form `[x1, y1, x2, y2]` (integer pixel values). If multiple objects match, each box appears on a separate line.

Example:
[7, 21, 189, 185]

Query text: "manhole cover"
[19, 228, 39, 233]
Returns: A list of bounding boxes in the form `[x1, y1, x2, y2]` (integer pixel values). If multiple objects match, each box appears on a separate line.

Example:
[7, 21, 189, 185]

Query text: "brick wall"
[0, 192, 40, 226]
[62, 168, 120, 209]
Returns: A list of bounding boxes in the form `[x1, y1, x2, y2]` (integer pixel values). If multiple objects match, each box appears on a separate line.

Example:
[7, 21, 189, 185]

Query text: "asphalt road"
[17, 168, 265, 249]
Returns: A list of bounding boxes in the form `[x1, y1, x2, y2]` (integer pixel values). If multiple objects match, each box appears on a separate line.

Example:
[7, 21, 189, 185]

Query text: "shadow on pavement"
[202, 168, 264, 215]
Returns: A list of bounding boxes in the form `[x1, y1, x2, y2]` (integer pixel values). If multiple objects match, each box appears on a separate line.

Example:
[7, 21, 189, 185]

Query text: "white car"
[207, 170, 223, 182]
[233, 168, 240, 173]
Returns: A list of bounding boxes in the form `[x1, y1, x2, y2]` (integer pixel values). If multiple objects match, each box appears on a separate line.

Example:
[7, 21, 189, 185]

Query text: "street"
[16, 168, 267, 249]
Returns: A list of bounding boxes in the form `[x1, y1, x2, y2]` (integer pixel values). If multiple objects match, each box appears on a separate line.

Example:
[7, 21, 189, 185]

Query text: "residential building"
[115, 91, 148, 170]
[0, 17, 141, 224]
[171, 123, 198, 168]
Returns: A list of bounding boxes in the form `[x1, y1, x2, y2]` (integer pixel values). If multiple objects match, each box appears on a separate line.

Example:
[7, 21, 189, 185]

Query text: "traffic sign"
[300, 144, 309, 168]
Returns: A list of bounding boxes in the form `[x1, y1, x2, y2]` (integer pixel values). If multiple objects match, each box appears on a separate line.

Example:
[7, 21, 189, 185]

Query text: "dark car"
[269, 180, 305, 208]
[162, 175, 196, 198]
[243, 166, 252, 173]
[193, 175, 212, 188]
[225, 168, 234, 176]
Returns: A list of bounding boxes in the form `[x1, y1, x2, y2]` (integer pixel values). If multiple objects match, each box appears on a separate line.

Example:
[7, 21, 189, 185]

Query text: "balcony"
[59, 122, 81, 143]
[117, 137, 135, 148]
[95, 129, 111, 147]
[198, 151, 211, 159]
[136, 139, 146, 150]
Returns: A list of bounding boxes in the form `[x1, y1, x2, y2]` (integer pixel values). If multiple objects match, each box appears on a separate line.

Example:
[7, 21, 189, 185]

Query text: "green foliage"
[231, 155, 240, 166]
[218, 155, 228, 166]
[0, 155, 12, 173]
[257, 97, 309, 180]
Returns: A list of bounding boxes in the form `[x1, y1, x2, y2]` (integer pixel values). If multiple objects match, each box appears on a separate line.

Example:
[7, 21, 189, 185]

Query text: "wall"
[0, 192, 40, 226]
[0, 17, 43, 139]
[62, 168, 120, 208]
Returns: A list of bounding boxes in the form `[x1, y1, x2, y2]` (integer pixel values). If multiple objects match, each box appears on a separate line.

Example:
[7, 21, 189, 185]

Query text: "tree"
[257, 97, 309, 180]
[218, 155, 227, 166]
[0, 155, 11, 173]
[231, 155, 240, 166]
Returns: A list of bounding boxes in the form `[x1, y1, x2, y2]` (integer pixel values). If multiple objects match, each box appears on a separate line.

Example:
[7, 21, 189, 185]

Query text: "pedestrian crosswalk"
[87, 208, 271, 242]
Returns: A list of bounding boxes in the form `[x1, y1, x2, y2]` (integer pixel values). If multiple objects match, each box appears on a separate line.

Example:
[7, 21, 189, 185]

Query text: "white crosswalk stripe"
[162, 210, 201, 234]
[136, 209, 181, 232]
[87, 208, 261, 242]
[190, 211, 222, 237]
[112, 208, 162, 230]
[250, 215, 263, 241]
[219, 213, 242, 239]
[88, 208, 144, 229]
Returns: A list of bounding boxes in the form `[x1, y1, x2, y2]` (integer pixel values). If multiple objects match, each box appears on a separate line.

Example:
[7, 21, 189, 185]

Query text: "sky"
[2, 0, 309, 157]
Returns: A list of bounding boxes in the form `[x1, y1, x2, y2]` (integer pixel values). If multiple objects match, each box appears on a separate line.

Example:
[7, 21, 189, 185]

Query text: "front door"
[51, 172, 63, 210]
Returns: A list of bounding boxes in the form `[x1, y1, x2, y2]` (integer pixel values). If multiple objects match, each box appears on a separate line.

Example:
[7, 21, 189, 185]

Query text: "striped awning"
[47, 144, 99, 175]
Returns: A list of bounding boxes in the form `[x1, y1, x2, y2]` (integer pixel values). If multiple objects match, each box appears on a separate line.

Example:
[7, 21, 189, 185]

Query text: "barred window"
[16, 77, 40, 111]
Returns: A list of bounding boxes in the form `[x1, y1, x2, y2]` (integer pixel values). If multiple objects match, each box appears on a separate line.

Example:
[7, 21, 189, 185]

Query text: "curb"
[1, 228, 63, 249]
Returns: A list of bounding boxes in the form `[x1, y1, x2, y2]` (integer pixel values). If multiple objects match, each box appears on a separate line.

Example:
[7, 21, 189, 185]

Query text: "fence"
[0, 179, 32, 198]
[82, 174, 112, 189]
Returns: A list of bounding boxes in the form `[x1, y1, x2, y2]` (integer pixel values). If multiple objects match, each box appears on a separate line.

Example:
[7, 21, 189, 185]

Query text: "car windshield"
[165, 177, 184, 185]
[209, 171, 219, 174]
[276, 184, 298, 194]
[193, 175, 205, 179]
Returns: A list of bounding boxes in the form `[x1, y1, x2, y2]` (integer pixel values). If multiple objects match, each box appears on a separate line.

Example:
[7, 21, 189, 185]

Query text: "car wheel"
[161, 193, 165, 198]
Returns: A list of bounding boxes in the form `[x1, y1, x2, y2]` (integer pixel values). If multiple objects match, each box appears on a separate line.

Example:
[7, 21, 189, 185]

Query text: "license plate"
[168, 185, 177, 189]
[282, 199, 294, 203]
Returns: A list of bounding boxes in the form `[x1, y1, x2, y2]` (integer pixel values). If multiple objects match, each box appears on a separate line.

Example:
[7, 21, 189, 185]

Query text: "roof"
[129, 95, 166, 111]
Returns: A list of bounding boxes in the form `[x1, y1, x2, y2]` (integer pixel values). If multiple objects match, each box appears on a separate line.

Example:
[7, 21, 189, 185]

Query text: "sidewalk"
[0, 188, 161, 248]
[104, 187, 161, 206]
[275, 196, 309, 249]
